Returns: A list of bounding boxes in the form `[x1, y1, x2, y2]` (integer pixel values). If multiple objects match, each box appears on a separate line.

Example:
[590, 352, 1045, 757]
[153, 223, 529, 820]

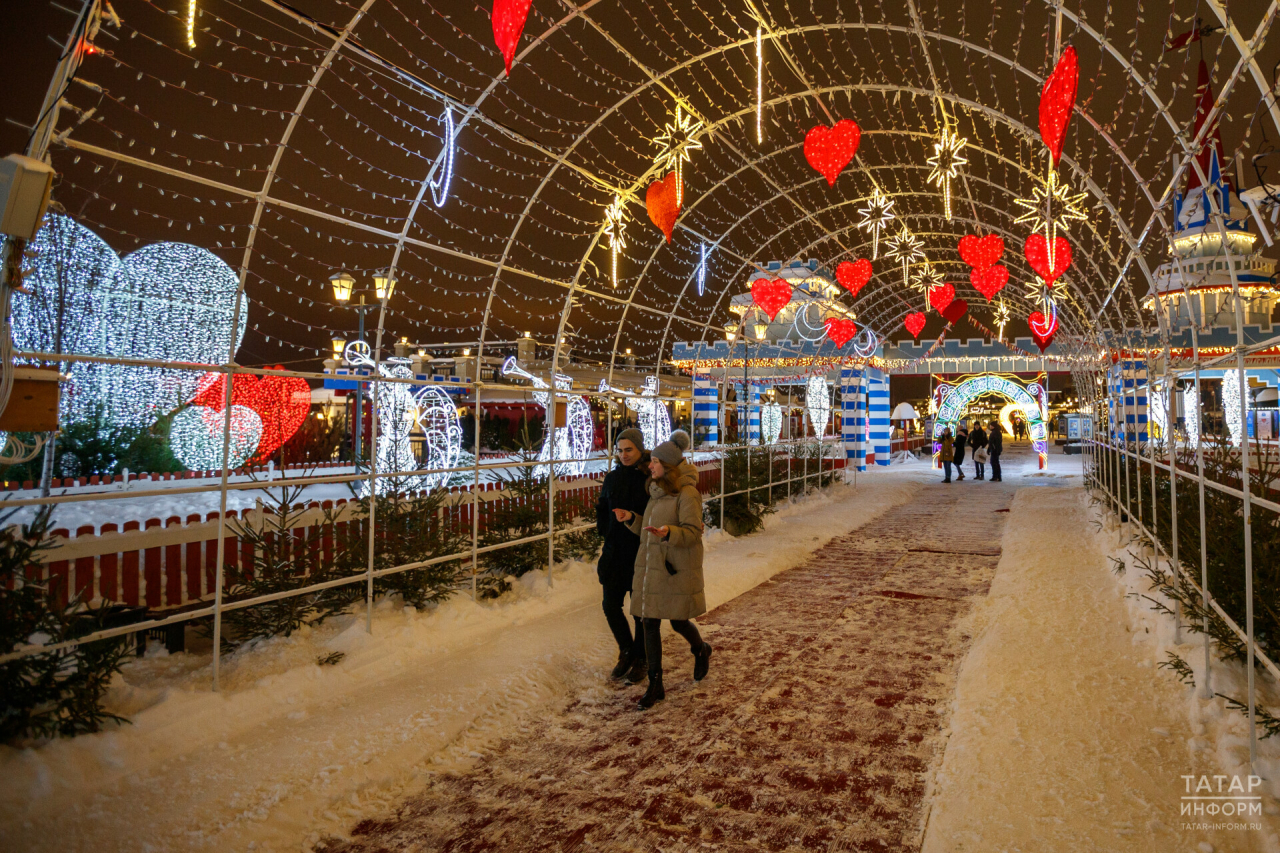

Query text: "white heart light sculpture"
[806, 375, 831, 437]
[13, 213, 246, 431]
[169, 405, 262, 471]
[761, 401, 783, 445]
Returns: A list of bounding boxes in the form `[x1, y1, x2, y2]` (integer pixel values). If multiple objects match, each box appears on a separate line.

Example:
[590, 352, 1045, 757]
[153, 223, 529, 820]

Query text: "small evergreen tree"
[0, 505, 130, 741]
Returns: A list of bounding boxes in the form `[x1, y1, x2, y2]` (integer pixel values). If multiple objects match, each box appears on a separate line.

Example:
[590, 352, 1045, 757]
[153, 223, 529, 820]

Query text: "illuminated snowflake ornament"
[856, 188, 896, 259]
[926, 126, 969, 221]
[654, 103, 704, 207]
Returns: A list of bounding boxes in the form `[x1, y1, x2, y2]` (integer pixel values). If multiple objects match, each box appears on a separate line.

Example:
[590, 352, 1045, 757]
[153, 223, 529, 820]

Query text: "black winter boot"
[693, 643, 713, 681]
[637, 672, 665, 710]
[610, 650, 632, 680]
[623, 656, 648, 684]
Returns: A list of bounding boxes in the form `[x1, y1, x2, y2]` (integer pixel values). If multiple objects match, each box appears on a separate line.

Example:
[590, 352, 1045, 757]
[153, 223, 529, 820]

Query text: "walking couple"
[595, 428, 712, 710]
[939, 419, 1003, 483]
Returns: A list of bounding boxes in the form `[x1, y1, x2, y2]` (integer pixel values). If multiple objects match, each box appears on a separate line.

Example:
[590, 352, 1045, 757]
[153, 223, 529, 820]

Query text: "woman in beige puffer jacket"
[613, 430, 712, 710]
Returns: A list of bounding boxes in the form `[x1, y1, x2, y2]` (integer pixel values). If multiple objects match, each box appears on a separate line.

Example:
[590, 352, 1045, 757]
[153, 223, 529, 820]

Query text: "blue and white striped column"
[1107, 360, 1148, 441]
[841, 367, 867, 472]
[747, 382, 762, 445]
[692, 368, 718, 446]
[868, 367, 891, 466]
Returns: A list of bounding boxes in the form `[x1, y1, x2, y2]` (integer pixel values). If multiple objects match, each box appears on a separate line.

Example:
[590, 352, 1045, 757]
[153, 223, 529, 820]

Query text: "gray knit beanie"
[616, 427, 645, 451]
[652, 429, 690, 468]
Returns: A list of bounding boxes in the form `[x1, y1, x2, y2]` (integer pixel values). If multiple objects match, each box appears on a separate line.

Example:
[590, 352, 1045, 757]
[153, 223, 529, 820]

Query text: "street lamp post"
[330, 270, 395, 466]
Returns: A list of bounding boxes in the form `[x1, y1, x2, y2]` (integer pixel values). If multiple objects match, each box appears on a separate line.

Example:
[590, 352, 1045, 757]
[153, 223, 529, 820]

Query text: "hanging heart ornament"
[957, 234, 1004, 270]
[191, 370, 311, 460]
[751, 278, 793, 321]
[491, 0, 534, 75]
[824, 317, 858, 348]
[1039, 46, 1079, 167]
[836, 258, 873, 297]
[1024, 234, 1072, 287]
[804, 119, 861, 186]
[646, 172, 682, 243]
[970, 264, 1009, 301]
[929, 282, 956, 313]
[941, 299, 968, 325]
[1029, 308, 1058, 352]
[904, 312, 927, 338]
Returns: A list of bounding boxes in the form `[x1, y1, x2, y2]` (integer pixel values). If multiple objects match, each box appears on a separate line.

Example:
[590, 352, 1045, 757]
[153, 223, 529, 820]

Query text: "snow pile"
[0, 470, 919, 853]
[923, 481, 1280, 853]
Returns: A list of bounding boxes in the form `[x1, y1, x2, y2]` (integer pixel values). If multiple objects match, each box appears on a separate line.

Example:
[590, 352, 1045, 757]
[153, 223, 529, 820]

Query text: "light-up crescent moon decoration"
[933, 375, 1047, 469]
[792, 301, 828, 341]
[806, 375, 831, 437]
[429, 108, 455, 208]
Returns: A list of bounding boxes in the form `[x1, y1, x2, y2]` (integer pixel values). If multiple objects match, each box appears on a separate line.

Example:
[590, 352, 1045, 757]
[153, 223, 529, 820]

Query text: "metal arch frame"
[583, 82, 1164, 386]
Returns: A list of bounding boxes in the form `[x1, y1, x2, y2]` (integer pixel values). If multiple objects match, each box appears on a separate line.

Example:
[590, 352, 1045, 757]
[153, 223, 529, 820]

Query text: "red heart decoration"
[904, 312, 926, 338]
[836, 258, 873, 297]
[750, 278, 793, 321]
[1024, 234, 1072, 286]
[929, 282, 956, 313]
[971, 264, 1009, 301]
[646, 172, 681, 243]
[1029, 311, 1057, 352]
[191, 369, 311, 461]
[824, 317, 857, 348]
[492, 0, 534, 75]
[957, 234, 1004, 270]
[1040, 46, 1079, 166]
[941, 299, 968, 325]
[804, 119, 861, 186]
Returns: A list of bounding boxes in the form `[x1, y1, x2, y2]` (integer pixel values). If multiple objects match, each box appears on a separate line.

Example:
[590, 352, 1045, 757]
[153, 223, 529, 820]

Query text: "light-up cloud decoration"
[761, 401, 782, 445]
[12, 213, 246, 430]
[505, 357, 592, 478]
[346, 343, 462, 495]
[806, 375, 830, 437]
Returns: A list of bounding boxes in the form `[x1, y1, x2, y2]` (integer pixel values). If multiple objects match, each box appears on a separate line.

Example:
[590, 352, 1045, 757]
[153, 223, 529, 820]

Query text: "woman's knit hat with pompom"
[652, 429, 690, 468]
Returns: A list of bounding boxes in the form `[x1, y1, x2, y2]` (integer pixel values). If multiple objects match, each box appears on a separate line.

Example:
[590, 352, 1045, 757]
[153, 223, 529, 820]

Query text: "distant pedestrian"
[595, 429, 650, 683]
[612, 430, 711, 710]
[988, 419, 1003, 482]
[940, 427, 954, 483]
[970, 423, 988, 480]
[953, 425, 968, 480]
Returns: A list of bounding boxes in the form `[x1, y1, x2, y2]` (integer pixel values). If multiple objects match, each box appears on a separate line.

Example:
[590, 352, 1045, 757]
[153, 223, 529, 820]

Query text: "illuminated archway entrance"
[932, 375, 1049, 469]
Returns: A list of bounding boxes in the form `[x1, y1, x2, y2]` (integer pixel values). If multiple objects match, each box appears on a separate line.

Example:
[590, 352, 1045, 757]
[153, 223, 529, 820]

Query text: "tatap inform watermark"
[1180, 774, 1264, 831]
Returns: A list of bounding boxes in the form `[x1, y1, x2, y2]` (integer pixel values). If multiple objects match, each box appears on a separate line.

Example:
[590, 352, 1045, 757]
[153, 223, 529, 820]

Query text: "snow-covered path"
[922, 480, 1280, 853]
[0, 472, 920, 853]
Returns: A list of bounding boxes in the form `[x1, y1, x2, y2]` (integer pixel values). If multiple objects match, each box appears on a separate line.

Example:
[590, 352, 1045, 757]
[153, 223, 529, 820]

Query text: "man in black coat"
[987, 419, 1004, 482]
[595, 428, 651, 683]
[953, 425, 968, 480]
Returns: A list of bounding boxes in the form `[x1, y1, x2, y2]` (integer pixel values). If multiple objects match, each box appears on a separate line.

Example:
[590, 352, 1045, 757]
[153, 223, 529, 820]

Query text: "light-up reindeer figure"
[598, 375, 671, 451]
[503, 357, 592, 477]
[346, 342, 462, 495]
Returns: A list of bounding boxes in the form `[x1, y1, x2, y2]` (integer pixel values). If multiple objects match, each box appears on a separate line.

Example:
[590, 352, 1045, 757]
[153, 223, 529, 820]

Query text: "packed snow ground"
[0, 466, 917, 853]
[922, 475, 1280, 853]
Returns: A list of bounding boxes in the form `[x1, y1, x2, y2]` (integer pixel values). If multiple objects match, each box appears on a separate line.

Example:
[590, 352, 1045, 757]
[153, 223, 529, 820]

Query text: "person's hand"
[612, 508, 633, 522]
[656, 525, 669, 539]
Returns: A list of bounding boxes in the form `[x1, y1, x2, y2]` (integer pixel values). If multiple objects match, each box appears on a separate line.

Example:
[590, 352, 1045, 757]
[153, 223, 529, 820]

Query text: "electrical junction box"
[0, 367, 61, 431]
[0, 154, 55, 241]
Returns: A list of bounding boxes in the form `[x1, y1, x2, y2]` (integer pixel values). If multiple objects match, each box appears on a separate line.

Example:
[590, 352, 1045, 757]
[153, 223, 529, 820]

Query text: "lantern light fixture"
[329, 271, 355, 303]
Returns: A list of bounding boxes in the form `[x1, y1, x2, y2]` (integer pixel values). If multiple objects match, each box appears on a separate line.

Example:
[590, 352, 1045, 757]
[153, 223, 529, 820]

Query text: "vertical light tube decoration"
[756, 28, 763, 145]
[187, 0, 196, 48]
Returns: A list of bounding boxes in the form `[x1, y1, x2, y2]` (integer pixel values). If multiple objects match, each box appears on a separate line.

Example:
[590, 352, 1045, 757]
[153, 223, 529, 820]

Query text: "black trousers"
[643, 617, 703, 677]
[990, 452, 1002, 481]
[602, 576, 645, 658]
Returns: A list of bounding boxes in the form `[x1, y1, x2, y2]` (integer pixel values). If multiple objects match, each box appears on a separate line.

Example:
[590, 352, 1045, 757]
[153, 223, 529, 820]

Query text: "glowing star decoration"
[169, 404, 262, 472]
[761, 401, 782, 445]
[926, 126, 969, 220]
[1013, 171, 1087, 236]
[696, 241, 709, 296]
[804, 120, 861, 186]
[884, 225, 925, 290]
[504, 357, 592, 477]
[491, 0, 533, 75]
[429, 108, 455, 208]
[1222, 369, 1249, 446]
[856, 188, 896, 259]
[992, 298, 1012, 339]
[345, 344, 462, 495]
[603, 195, 627, 288]
[910, 263, 945, 296]
[12, 213, 247, 432]
[806, 375, 831, 437]
[654, 103, 704, 207]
